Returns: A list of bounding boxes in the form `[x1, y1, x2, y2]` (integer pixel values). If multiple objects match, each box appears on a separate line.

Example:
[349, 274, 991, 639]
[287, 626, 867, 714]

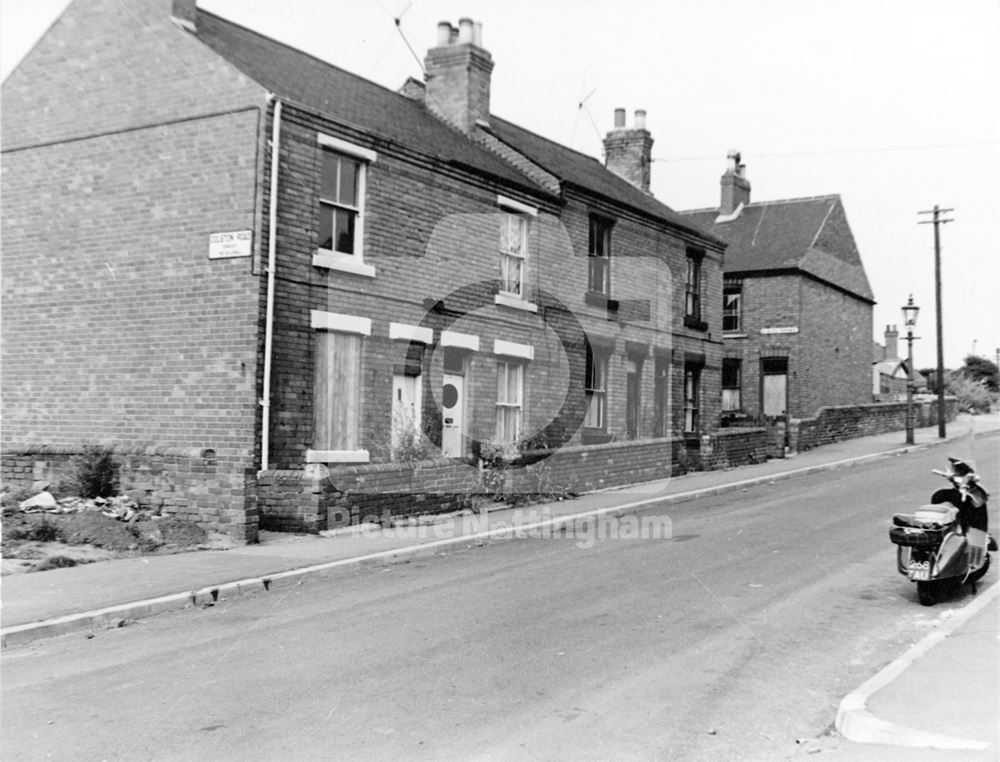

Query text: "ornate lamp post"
[902, 294, 920, 445]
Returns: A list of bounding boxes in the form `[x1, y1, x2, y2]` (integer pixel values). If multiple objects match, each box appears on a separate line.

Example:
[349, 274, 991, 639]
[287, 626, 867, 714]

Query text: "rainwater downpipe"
[259, 96, 282, 473]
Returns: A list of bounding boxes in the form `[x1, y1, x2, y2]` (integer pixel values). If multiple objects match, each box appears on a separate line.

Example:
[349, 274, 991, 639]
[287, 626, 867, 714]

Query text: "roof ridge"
[746, 193, 839, 207]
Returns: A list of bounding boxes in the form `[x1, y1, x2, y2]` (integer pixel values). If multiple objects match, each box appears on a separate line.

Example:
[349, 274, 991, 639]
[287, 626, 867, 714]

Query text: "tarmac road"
[3, 445, 998, 761]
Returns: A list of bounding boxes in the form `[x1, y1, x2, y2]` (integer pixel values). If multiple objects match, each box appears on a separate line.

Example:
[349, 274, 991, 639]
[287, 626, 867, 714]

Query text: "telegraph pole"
[918, 204, 953, 438]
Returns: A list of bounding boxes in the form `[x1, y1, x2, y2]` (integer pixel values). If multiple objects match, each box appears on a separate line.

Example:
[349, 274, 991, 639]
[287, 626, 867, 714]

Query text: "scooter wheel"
[917, 581, 936, 606]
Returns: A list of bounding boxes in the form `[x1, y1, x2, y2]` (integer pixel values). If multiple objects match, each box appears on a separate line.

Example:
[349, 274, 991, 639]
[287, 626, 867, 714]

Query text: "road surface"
[3, 443, 998, 760]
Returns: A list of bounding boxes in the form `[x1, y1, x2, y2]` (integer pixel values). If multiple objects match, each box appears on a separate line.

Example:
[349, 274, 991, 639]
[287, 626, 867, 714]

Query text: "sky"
[2, 0, 999, 370]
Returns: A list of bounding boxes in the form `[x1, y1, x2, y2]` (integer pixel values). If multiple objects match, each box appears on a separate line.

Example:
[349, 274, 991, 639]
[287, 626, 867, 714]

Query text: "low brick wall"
[698, 427, 783, 471]
[1, 445, 258, 542]
[789, 398, 958, 452]
[259, 433, 785, 532]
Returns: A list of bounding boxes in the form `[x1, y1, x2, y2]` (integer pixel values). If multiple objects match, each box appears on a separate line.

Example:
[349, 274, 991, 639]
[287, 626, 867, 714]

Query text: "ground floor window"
[585, 346, 608, 430]
[653, 355, 669, 437]
[683, 363, 701, 433]
[314, 331, 362, 450]
[722, 358, 742, 411]
[761, 356, 788, 418]
[495, 361, 523, 443]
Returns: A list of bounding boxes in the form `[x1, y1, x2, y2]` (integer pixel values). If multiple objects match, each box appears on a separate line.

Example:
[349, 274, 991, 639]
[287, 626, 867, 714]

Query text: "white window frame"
[313, 133, 377, 278]
[585, 348, 608, 430]
[495, 196, 539, 313]
[495, 360, 524, 444]
[307, 310, 371, 464]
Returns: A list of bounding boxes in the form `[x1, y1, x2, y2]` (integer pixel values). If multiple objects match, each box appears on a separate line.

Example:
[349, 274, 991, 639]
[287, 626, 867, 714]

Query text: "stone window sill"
[494, 293, 538, 313]
[313, 250, 376, 278]
[305, 449, 370, 464]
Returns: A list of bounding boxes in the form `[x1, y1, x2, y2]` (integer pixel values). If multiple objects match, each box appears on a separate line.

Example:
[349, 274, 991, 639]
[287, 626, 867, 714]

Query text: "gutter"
[259, 96, 282, 473]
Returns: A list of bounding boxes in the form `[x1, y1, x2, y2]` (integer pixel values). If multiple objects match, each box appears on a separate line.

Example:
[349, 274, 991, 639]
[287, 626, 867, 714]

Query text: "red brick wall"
[798, 277, 873, 415]
[2, 446, 257, 540]
[789, 398, 958, 451]
[263, 104, 725, 469]
[721, 272, 871, 419]
[1, 0, 268, 539]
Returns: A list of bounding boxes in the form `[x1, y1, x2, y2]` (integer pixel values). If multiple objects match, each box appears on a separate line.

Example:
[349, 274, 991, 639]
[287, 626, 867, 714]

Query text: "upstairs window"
[499, 213, 527, 298]
[723, 278, 743, 332]
[588, 216, 612, 296]
[319, 150, 362, 255]
[685, 250, 702, 321]
[314, 134, 377, 277]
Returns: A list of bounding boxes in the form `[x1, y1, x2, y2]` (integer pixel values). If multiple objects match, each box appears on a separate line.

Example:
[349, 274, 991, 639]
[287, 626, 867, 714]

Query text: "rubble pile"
[16, 491, 157, 522]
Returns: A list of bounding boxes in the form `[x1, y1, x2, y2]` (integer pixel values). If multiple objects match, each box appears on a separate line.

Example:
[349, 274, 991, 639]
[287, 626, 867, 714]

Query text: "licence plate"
[908, 560, 930, 581]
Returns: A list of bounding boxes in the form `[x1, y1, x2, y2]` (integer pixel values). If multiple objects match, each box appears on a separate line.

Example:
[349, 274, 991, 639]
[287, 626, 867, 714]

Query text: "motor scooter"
[889, 457, 997, 605]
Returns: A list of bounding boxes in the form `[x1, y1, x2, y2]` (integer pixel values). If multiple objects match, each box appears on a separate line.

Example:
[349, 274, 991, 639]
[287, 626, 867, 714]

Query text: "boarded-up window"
[314, 331, 362, 450]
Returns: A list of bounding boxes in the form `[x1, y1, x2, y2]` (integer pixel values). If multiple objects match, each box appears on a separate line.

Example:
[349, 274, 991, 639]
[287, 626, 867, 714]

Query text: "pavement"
[3, 413, 999, 755]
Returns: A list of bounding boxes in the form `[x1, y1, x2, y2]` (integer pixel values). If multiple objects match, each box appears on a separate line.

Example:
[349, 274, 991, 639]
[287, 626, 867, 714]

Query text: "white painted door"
[441, 374, 465, 457]
[391, 373, 422, 452]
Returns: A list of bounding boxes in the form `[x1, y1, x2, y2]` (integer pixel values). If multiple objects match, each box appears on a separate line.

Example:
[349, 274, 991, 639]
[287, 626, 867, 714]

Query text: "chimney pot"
[458, 18, 474, 44]
[604, 108, 654, 192]
[720, 150, 751, 214]
[436, 22, 452, 46]
[473, 21, 483, 47]
[424, 19, 494, 133]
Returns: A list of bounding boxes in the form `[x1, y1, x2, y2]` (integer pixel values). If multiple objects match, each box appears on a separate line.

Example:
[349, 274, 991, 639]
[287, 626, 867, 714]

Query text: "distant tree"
[960, 355, 999, 392]
[946, 371, 994, 413]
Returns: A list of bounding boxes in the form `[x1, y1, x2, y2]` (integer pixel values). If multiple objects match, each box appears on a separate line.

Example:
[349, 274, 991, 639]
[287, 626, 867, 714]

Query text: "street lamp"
[902, 294, 920, 445]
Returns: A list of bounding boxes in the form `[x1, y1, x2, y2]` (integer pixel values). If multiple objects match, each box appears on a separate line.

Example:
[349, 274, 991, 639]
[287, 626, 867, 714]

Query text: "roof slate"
[683, 196, 874, 302]
[485, 118, 721, 244]
[195, 11, 545, 194]
[194, 10, 720, 244]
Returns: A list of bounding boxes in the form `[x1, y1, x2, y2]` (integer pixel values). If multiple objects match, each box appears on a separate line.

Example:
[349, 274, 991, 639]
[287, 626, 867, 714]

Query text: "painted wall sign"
[209, 230, 252, 259]
[760, 326, 799, 335]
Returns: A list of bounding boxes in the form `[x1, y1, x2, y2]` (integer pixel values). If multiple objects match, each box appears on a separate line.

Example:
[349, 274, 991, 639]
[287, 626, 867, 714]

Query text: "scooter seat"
[894, 504, 958, 529]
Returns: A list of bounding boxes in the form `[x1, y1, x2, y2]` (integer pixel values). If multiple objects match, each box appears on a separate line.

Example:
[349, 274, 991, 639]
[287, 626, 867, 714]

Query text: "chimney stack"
[884, 325, 899, 360]
[720, 149, 751, 215]
[424, 18, 494, 133]
[603, 108, 654, 193]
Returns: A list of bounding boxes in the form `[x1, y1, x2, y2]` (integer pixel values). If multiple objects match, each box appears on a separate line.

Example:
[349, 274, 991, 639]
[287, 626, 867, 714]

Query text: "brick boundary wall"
[1, 446, 258, 542]
[698, 427, 784, 471]
[789, 398, 959, 453]
[257, 432, 781, 532]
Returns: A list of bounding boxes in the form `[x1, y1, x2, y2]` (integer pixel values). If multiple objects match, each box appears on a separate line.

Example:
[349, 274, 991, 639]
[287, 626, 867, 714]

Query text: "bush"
[387, 409, 430, 464]
[946, 372, 996, 414]
[71, 446, 119, 498]
[476, 438, 519, 499]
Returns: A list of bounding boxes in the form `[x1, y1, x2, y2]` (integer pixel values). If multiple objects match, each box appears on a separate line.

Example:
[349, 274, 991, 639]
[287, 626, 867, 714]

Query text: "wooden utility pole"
[918, 205, 953, 438]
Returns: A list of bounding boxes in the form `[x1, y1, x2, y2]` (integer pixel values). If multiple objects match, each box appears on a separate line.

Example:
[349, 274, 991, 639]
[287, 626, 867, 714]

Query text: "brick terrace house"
[682, 153, 874, 422]
[2, 0, 735, 538]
